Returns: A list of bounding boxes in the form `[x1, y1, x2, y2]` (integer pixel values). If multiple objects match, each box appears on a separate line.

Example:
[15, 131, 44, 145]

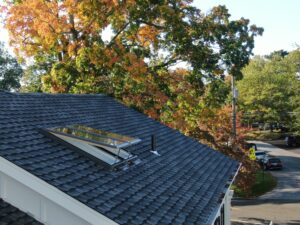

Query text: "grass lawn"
[232, 170, 277, 198]
[244, 130, 285, 141]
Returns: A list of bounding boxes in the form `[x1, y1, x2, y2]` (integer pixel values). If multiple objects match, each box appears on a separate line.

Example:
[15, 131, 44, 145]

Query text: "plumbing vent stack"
[151, 134, 160, 156]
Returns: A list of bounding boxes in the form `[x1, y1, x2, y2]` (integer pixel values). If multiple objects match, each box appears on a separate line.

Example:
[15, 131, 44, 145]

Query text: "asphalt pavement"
[255, 141, 300, 200]
[266, 139, 300, 156]
[231, 141, 300, 225]
[232, 201, 300, 225]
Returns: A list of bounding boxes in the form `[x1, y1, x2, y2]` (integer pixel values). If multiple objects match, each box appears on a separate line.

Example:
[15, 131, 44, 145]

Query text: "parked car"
[263, 157, 283, 170]
[285, 135, 300, 147]
[255, 150, 268, 162]
[246, 143, 257, 151]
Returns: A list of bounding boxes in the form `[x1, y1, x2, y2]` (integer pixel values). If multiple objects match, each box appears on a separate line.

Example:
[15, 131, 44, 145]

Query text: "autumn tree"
[0, 42, 22, 91]
[3, 0, 263, 151]
[2, 0, 265, 150]
[3, 0, 264, 195]
[4, 1, 262, 101]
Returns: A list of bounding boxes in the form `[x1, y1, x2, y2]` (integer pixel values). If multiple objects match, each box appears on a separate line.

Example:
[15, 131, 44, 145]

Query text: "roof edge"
[207, 162, 241, 224]
[0, 91, 107, 97]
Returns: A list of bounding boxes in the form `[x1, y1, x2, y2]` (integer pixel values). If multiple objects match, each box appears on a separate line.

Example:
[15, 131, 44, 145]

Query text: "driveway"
[231, 141, 300, 224]
[232, 201, 300, 225]
[254, 141, 300, 200]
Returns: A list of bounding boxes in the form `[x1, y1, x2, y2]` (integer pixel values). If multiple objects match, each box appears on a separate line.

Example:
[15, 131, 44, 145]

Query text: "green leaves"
[5, 1, 262, 96]
[4, 1, 265, 148]
[237, 50, 300, 127]
[0, 42, 23, 91]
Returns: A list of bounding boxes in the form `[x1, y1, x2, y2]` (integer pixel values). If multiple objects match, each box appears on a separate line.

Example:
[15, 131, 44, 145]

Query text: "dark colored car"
[285, 135, 300, 147]
[245, 142, 257, 151]
[263, 158, 283, 170]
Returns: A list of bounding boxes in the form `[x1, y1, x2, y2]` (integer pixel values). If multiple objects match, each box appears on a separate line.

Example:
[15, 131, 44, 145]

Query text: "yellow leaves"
[63, 0, 78, 10]
[6, 0, 68, 57]
[67, 43, 78, 57]
[5, 0, 120, 60]
[41, 74, 66, 93]
[137, 25, 159, 47]
[123, 53, 147, 81]
[73, 0, 117, 30]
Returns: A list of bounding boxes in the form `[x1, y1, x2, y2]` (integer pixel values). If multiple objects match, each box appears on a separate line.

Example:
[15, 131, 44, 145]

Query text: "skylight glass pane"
[70, 125, 138, 143]
[50, 125, 141, 149]
[52, 127, 124, 147]
[46, 125, 141, 167]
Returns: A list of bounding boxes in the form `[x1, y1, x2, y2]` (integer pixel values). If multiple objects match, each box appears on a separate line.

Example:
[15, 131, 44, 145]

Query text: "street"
[266, 139, 300, 156]
[232, 201, 300, 225]
[257, 141, 300, 200]
[231, 141, 300, 225]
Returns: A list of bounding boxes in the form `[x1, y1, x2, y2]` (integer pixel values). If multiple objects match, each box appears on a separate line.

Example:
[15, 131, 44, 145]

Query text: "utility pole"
[231, 75, 237, 144]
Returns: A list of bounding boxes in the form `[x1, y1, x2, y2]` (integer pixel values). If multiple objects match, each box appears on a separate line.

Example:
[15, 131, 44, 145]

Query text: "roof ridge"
[0, 91, 107, 97]
[0, 90, 12, 94]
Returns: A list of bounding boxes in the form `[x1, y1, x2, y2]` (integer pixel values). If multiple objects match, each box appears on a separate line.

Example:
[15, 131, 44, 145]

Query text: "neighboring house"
[0, 91, 240, 225]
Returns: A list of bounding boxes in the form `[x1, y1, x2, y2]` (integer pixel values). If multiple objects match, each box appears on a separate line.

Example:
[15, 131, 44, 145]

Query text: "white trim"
[0, 175, 6, 198]
[209, 163, 242, 225]
[0, 156, 119, 225]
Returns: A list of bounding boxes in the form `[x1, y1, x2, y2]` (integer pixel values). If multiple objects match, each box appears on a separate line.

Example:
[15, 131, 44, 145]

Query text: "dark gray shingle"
[0, 92, 239, 225]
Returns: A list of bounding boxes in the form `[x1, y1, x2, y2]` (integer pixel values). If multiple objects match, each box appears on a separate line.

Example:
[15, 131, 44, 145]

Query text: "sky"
[193, 0, 300, 55]
[0, 0, 300, 56]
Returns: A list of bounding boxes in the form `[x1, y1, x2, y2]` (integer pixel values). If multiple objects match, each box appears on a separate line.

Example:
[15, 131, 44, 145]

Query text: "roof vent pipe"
[150, 134, 160, 156]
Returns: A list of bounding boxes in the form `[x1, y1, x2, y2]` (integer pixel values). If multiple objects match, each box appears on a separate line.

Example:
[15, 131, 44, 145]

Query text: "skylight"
[44, 125, 141, 168]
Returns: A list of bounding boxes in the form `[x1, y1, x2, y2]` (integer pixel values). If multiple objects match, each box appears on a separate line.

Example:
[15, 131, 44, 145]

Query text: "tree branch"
[137, 20, 165, 29]
[107, 22, 130, 47]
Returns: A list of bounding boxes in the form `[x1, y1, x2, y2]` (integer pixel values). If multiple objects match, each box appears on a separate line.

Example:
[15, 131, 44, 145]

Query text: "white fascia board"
[207, 163, 242, 225]
[0, 156, 119, 225]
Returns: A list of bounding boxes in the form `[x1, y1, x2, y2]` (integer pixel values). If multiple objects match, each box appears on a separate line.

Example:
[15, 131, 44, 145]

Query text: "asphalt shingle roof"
[0, 92, 239, 225]
[0, 198, 43, 225]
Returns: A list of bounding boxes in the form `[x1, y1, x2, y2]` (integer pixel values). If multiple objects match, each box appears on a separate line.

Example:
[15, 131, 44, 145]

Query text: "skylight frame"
[41, 125, 141, 169]
[53, 133, 122, 165]
[48, 125, 141, 149]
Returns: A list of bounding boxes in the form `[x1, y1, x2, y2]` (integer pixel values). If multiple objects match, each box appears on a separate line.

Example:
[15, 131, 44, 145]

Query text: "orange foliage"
[5, 0, 118, 59]
[137, 25, 159, 47]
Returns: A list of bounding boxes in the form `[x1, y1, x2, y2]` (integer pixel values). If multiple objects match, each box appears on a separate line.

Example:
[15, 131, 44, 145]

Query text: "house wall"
[0, 156, 119, 225]
[211, 163, 241, 225]
[225, 190, 234, 225]
[211, 189, 234, 225]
